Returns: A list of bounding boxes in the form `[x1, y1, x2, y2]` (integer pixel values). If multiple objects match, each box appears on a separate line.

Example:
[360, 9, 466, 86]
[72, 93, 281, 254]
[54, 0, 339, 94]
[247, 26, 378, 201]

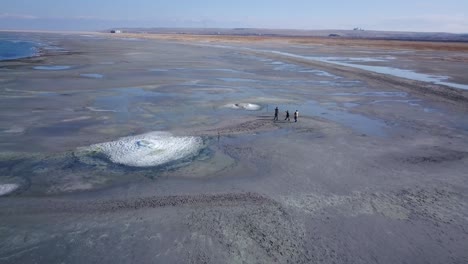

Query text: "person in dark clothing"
[294, 110, 298, 122]
[285, 110, 290, 121]
[274, 106, 279, 121]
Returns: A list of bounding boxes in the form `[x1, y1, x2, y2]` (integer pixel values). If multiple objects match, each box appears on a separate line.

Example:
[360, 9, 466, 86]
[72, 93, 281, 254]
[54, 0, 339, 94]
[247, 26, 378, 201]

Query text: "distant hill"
[107, 28, 468, 42]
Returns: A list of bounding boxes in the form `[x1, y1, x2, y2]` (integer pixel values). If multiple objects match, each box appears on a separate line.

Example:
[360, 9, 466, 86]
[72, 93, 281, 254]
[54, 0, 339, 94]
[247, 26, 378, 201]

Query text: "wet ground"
[0, 32, 467, 263]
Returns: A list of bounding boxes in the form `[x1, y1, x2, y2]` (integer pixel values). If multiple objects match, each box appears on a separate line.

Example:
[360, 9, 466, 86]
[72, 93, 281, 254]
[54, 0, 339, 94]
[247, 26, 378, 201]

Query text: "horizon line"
[1, 27, 467, 35]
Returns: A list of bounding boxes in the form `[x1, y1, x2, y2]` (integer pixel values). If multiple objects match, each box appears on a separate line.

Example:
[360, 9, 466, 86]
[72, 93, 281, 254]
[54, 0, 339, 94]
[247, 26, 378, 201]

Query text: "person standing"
[285, 110, 290, 121]
[274, 106, 279, 121]
[294, 110, 298, 122]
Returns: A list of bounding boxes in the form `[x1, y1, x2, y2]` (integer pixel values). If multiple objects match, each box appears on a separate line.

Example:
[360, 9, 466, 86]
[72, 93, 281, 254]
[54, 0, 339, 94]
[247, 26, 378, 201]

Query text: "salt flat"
[0, 32, 467, 263]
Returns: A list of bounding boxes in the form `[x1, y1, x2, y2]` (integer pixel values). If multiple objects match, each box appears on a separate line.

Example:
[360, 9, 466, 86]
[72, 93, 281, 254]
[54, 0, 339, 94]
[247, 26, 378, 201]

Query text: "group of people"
[274, 107, 298, 122]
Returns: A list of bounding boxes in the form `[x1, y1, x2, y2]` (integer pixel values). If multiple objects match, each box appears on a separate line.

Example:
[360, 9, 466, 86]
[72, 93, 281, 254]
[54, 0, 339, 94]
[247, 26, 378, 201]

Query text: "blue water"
[0, 39, 38, 61]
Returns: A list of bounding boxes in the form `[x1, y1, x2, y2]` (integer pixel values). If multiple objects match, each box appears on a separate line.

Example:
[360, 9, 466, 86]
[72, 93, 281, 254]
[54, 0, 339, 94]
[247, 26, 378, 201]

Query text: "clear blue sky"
[1, 0, 467, 32]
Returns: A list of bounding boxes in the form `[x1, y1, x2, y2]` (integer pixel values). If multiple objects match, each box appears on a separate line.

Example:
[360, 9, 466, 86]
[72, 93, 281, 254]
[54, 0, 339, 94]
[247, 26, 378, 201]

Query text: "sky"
[1, 0, 467, 33]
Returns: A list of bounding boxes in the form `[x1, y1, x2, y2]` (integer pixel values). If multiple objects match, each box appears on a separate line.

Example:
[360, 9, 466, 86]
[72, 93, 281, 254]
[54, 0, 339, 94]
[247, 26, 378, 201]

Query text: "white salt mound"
[84, 131, 203, 167]
[0, 184, 19, 196]
[224, 103, 261, 111]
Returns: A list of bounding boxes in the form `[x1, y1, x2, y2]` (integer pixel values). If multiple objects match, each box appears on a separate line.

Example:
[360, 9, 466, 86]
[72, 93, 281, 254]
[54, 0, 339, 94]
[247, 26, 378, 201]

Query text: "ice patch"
[343, 102, 360, 108]
[62, 116, 92, 122]
[80, 73, 104, 79]
[82, 131, 203, 167]
[34, 65, 71, 70]
[3, 126, 25, 133]
[0, 184, 19, 196]
[205, 68, 250, 74]
[118, 38, 142, 41]
[372, 99, 422, 106]
[297, 56, 388, 63]
[332, 91, 408, 97]
[42, 46, 66, 51]
[86, 106, 117, 112]
[224, 103, 261, 111]
[299, 69, 338, 78]
[342, 57, 387, 62]
[218, 78, 257, 83]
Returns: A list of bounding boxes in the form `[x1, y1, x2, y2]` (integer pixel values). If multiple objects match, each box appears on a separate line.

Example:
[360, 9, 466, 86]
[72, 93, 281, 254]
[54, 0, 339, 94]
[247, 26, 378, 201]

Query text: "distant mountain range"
[108, 28, 468, 42]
